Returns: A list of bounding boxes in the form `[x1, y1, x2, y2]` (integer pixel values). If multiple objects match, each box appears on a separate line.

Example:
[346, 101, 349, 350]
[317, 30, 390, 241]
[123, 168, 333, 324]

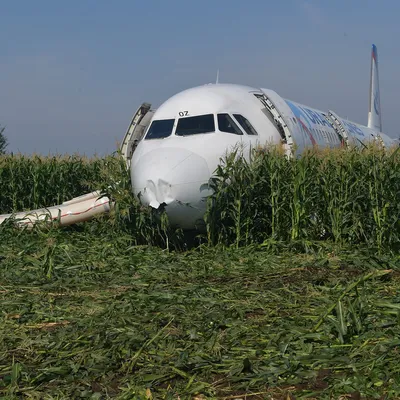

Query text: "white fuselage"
[130, 84, 395, 229]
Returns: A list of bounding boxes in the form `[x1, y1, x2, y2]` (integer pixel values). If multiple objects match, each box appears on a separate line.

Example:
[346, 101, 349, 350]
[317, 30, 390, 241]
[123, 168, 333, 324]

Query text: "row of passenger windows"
[145, 113, 257, 140]
[300, 124, 340, 145]
[311, 128, 340, 144]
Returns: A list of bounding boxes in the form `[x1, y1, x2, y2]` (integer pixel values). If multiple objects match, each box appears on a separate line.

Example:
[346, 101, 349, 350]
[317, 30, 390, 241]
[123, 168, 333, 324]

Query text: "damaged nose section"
[131, 148, 212, 229]
[143, 179, 174, 209]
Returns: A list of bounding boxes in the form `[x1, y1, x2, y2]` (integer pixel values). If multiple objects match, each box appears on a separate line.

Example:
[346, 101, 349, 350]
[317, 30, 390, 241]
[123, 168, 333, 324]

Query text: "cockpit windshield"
[217, 114, 243, 135]
[233, 114, 258, 135]
[145, 119, 175, 140]
[176, 114, 215, 136]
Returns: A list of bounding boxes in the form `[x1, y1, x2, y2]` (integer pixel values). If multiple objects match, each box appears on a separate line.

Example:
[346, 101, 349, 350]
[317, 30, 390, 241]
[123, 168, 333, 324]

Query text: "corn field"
[206, 145, 400, 251]
[2, 147, 400, 398]
[0, 154, 117, 213]
[2, 146, 400, 250]
[0, 153, 181, 248]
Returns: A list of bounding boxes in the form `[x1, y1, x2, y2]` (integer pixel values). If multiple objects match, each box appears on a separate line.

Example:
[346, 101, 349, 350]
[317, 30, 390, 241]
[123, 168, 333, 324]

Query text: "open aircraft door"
[256, 89, 298, 156]
[120, 103, 155, 168]
[324, 110, 351, 147]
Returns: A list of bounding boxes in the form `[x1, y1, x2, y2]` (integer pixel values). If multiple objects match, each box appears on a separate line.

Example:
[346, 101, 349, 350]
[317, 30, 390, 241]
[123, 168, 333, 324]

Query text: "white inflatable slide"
[0, 191, 113, 228]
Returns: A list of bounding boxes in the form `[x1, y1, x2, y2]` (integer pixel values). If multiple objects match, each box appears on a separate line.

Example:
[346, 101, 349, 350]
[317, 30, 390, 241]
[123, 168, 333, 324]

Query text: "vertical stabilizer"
[368, 44, 382, 131]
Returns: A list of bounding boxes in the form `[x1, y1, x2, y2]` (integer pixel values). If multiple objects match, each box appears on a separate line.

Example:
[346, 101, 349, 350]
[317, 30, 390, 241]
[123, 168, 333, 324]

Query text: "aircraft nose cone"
[131, 148, 212, 229]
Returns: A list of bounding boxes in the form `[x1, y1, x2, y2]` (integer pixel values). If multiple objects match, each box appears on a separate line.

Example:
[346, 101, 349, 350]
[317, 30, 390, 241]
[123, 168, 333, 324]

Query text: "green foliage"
[0, 153, 181, 248]
[0, 153, 107, 213]
[0, 126, 7, 154]
[2, 145, 400, 250]
[1, 231, 400, 398]
[2, 147, 400, 397]
[206, 145, 400, 251]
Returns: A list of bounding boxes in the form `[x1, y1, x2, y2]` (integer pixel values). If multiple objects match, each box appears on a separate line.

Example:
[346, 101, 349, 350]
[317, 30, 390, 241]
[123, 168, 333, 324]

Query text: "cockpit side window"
[145, 119, 175, 140]
[233, 114, 258, 135]
[217, 113, 243, 135]
[176, 114, 215, 136]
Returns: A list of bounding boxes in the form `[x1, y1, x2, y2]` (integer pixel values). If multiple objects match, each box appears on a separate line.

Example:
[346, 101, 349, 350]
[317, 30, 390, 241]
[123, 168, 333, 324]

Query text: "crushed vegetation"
[1, 146, 400, 398]
[1, 228, 400, 399]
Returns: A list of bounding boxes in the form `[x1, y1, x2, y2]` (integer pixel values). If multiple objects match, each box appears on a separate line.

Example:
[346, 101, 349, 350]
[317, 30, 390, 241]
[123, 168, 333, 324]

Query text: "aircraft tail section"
[368, 44, 382, 131]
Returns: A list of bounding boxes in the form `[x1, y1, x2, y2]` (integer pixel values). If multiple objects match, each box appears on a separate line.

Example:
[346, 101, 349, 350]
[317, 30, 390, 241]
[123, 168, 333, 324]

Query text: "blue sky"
[1, 0, 399, 155]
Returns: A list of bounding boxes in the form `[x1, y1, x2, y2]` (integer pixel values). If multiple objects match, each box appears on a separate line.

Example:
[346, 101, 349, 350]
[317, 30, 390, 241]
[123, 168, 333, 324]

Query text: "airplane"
[0, 45, 396, 229]
[120, 44, 396, 230]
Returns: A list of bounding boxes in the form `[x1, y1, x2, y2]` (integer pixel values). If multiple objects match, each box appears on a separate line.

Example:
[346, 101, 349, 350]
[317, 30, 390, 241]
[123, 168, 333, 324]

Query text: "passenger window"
[217, 114, 243, 135]
[176, 114, 215, 136]
[145, 119, 175, 140]
[233, 114, 258, 135]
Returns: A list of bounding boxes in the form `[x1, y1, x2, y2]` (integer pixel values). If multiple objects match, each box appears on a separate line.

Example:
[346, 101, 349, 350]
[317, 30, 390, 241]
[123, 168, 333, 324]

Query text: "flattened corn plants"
[1, 229, 400, 399]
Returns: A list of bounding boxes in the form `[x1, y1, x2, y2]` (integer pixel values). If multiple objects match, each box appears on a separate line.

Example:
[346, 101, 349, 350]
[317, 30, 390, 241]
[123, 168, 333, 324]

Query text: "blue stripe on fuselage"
[285, 100, 332, 128]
